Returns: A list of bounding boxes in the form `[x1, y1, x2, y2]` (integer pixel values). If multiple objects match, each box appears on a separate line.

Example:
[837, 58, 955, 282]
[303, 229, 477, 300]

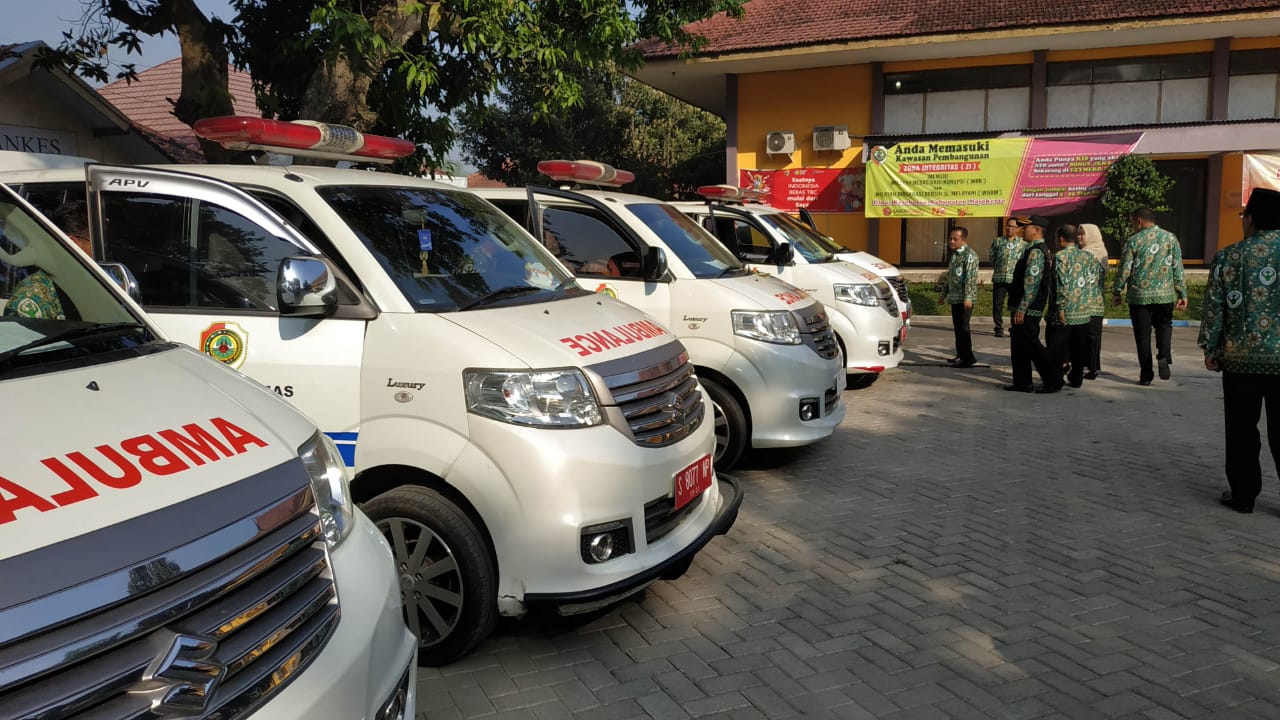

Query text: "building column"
[1030, 50, 1047, 129]
[725, 74, 738, 185]
[868, 62, 883, 255]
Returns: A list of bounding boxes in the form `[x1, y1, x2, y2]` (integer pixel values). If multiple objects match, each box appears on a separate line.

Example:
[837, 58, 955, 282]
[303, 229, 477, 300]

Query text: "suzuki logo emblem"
[143, 633, 225, 716]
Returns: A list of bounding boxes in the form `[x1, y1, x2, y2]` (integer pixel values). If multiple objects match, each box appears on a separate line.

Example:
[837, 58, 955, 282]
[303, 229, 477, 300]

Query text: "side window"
[542, 207, 643, 279]
[249, 192, 364, 305]
[99, 193, 298, 312]
[732, 220, 775, 263]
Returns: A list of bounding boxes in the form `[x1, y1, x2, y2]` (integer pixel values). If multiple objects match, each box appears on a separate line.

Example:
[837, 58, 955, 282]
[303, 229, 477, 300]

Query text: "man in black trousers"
[1005, 215, 1061, 394]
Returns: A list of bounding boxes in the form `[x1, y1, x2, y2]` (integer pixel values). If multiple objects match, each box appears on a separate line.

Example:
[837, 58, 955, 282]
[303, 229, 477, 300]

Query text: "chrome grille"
[796, 308, 840, 360]
[0, 470, 338, 720]
[595, 345, 705, 447]
[876, 282, 899, 318]
[886, 276, 909, 303]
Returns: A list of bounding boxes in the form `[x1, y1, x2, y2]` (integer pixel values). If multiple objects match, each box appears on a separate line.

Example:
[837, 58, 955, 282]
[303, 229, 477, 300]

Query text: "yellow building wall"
[736, 65, 875, 254]
[734, 40, 1275, 265]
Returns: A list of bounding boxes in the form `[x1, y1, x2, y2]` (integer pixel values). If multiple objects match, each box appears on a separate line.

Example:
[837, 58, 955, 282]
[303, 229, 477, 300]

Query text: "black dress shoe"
[1158, 357, 1171, 380]
[1003, 384, 1033, 392]
[1034, 383, 1062, 394]
[952, 358, 977, 369]
[1220, 491, 1254, 514]
[1084, 370, 1098, 380]
[994, 328, 1004, 338]
[1068, 380, 1082, 388]
[1137, 378, 1153, 386]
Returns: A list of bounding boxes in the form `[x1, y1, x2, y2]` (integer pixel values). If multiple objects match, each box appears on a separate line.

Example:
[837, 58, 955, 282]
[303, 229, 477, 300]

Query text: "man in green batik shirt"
[1007, 215, 1060, 393]
[1047, 224, 1095, 388]
[1112, 207, 1187, 385]
[940, 226, 978, 368]
[1199, 188, 1280, 514]
[989, 217, 1028, 338]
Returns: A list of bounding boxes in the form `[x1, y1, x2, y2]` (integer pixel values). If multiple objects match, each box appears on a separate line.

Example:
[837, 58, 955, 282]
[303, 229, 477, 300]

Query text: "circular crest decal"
[1227, 290, 1245, 309]
[200, 321, 248, 369]
[594, 283, 618, 299]
[1260, 266, 1277, 286]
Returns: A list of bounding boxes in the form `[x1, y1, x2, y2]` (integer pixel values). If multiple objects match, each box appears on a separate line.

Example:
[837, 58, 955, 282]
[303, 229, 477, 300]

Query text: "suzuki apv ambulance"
[3, 118, 739, 666]
[676, 187, 905, 388]
[0, 185, 417, 718]
[677, 190, 912, 325]
[473, 161, 847, 471]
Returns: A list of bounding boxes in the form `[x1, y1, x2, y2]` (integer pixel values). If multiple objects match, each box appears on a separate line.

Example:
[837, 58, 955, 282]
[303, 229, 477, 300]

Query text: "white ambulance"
[0, 184, 417, 718]
[678, 189, 912, 325]
[473, 161, 847, 471]
[4, 118, 739, 666]
[675, 188, 905, 388]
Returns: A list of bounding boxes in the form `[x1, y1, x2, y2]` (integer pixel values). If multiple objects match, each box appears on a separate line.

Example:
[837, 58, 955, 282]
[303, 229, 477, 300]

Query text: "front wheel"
[364, 485, 497, 666]
[701, 377, 748, 471]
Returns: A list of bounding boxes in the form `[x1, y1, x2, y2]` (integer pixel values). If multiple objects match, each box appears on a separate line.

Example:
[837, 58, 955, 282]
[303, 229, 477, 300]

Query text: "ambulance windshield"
[0, 190, 153, 372]
[319, 185, 578, 312]
[627, 203, 745, 279]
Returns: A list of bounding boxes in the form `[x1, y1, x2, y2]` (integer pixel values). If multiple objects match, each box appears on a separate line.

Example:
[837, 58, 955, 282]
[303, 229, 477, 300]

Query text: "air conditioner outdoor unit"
[813, 125, 851, 152]
[765, 131, 795, 155]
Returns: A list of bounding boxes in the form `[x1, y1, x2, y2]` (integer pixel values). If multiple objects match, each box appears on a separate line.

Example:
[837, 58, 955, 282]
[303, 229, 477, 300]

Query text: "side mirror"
[278, 256, 338, 316]
[776, 242, 795, 265]
[98, 262, 140, 301]
[642, 246, 667, 281]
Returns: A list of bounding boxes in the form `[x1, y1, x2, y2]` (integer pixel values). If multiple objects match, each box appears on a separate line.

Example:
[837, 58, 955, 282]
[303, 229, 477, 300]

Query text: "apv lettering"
[0, 417, 268, 525]
[105, 178, 152, 189]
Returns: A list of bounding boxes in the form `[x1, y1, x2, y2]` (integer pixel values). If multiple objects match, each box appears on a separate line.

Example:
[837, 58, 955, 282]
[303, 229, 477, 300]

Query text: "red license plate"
[674, 454, 713, 510]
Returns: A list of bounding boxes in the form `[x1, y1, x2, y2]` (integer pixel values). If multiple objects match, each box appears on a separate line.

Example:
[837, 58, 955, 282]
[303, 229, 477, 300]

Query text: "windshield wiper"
[0, 322, 150, 368]
[718, 266, 750, 278]
[456, 285, 543, 311]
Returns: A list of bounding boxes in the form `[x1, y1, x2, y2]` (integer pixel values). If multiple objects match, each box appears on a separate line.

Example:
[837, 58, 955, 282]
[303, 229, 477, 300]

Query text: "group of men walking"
[941, 208, 1187, 393]
[940, 192, 1280, 517]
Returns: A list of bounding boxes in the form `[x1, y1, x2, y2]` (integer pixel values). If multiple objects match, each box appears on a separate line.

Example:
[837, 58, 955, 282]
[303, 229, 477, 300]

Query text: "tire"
[701, 377, 748, 471]
[363, 485, 497, 666]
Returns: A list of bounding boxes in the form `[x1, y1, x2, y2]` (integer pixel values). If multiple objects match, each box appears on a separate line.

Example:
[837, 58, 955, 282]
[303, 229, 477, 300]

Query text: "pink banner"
[740, 167, 865, 212]
[1009, 134, 1142, 215]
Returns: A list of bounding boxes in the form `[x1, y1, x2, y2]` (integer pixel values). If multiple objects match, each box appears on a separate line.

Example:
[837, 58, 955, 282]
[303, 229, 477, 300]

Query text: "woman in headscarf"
[1077, 223, 1108, 379]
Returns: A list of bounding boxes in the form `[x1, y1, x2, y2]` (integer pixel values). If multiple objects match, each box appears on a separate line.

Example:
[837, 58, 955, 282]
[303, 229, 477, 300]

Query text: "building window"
[1227, 49, 1280, 121]
[883, 66, 1031, 134]
[1045, 54, 1211, 127]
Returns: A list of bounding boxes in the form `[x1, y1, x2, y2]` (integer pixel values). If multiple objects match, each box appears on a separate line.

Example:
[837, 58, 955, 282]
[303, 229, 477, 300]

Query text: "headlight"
[834, 283, 880, 306]
[298, 432, 354, 549]
[731, 309, 801, 345]
[464, 368, 603, 427]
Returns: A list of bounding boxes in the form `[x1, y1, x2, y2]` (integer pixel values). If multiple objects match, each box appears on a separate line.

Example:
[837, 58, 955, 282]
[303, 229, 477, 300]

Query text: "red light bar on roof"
[193, 116, 416, 163]
[537, 160, 635, 187]
[696, 184, 769, 203]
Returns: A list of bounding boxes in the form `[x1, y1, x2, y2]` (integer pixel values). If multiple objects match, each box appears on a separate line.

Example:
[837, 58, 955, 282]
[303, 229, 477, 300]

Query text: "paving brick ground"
[416, 317, 1280, 719]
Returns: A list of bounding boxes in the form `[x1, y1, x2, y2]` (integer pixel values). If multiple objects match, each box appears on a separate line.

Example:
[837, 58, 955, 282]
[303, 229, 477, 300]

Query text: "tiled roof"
[465, 172, 507, 188]
[99, 58, 259, 161]
[640, 0, 1280, 57]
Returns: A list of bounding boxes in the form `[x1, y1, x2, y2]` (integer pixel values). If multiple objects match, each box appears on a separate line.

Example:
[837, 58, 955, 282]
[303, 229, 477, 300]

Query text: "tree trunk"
[107, 0, 237, 163]
[298, 0, 424, 129]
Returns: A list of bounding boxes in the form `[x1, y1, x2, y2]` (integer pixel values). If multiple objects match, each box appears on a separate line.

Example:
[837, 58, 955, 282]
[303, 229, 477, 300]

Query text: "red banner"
[740, 167, 865, 212]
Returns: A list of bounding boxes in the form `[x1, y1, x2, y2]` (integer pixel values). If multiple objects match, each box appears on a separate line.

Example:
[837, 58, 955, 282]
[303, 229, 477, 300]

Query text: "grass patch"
[909, 270, 1206, 321]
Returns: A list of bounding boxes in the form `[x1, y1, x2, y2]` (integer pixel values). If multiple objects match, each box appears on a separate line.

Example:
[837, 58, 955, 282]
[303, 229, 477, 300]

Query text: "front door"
[80, 165, 368, 455]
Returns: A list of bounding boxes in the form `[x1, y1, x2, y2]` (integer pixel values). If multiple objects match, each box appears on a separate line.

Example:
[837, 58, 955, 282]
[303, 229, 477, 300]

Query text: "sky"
[1, 0, 237, 83]
[2, 0, 476, 173]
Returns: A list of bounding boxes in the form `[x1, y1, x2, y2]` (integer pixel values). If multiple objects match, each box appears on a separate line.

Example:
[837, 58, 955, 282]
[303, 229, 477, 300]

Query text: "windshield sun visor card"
[418, 229, 432, 252]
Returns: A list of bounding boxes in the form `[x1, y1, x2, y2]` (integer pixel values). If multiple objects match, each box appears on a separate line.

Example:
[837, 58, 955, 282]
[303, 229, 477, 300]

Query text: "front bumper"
[524, 474, 742, 613]
[829, 302, 906, 374]
[450, 401, 724, 610]
[727, 340, 846, 448]
[263, 510, 418, 719]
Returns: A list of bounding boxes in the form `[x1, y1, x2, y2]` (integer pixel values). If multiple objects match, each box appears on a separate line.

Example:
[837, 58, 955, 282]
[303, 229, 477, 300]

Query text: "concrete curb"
[914, 315, 1200, 327]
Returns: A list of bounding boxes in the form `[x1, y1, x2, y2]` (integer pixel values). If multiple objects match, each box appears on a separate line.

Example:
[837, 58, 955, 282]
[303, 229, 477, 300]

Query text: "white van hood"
[835, 251, 900, 277]
[444, 292, 679, 367]
[0, 346, 315, 559]
[711, 272, 824, 314]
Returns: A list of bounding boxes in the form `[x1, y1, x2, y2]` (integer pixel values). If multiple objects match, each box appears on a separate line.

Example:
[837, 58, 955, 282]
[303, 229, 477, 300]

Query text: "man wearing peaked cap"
[1200, 187, 1280, 514]
[1005, 214, 1061, 393]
